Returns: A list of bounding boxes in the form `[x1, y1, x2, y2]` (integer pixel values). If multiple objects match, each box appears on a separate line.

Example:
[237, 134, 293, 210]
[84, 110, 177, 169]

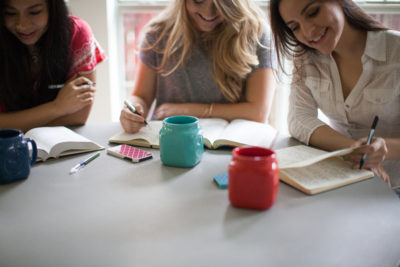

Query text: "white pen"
[69, 152, 100, 174]
[48, 82, 96, 89]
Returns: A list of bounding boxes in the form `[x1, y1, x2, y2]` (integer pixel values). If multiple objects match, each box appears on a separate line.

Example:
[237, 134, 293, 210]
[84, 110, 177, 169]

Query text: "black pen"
[124, 100, 148, 125]
[359, 115, 379, 169]
[48, 82, 96, 89]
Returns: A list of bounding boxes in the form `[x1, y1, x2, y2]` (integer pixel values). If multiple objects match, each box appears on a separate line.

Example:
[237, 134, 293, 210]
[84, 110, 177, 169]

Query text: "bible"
[109, 118, 278, 149]
[276, 145, 374, 195]
[24, 126, 104, 162]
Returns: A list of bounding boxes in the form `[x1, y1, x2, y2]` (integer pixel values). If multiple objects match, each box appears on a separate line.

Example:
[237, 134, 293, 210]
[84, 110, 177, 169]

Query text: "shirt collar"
[363, 30, 387, 62]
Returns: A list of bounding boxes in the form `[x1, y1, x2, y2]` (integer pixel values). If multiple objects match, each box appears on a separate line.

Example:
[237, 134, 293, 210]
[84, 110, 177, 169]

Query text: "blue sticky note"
[214, 174, 228, 189]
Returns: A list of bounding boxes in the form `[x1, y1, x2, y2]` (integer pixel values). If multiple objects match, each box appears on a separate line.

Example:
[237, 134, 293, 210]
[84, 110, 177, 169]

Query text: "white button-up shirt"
[288, 30, 400, 144]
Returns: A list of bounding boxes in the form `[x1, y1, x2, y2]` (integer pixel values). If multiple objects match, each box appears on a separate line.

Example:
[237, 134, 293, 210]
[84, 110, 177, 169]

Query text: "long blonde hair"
[141, 0, 267, 103]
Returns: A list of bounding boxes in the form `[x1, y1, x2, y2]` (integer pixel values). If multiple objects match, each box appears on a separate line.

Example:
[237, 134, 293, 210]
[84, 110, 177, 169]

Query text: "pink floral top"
[68, 15, 106, 78]
[0, 16, 106, 113]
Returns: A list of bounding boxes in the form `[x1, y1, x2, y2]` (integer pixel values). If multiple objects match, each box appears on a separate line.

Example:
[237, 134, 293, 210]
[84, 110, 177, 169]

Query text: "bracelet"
[207, 103, 214, 117]
[202, 103, 214, 118]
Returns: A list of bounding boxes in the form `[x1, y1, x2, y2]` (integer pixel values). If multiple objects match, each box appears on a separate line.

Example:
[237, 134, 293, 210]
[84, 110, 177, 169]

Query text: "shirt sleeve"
[139, 31, 161, 70]
[68, 16, 107, 78]
[288, 57, 326, 144]
[253, 24, 278, 72]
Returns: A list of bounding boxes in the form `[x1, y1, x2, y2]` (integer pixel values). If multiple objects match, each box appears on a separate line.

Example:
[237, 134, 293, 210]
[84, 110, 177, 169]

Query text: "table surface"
[1, 122, 400, 267]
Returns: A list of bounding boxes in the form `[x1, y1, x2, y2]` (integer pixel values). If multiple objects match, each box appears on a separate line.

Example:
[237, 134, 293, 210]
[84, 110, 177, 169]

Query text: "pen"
[48, 82, 96, 89]
[69, 152, 100, 174]
[359, 116, 379, 170]
[124, 100, 148, 125]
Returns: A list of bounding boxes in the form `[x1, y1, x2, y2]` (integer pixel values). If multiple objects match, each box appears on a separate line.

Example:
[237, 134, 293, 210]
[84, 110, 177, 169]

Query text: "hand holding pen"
[359, 116, 379, 169]
[53, 76, 96, 115]
[350, 116, 386, 170]
[124, 100, 148, 125]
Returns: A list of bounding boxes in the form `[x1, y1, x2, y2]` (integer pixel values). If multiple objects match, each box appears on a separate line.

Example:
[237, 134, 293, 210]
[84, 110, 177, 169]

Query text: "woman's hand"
[350, 137, 388, 168]
[120, 103, 146, 133]
[153, 103, 187, 120]
[348, 137, 390, 184]
[53, 76, 96, 116]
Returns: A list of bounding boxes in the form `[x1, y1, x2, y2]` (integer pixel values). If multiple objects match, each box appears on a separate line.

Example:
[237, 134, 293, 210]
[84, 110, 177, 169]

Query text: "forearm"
[309, 125, 355, 151]
[206, 102, 270, 122]
[0, 101, 63, 132]
[47, 104, 93, 127]
[167, 101, 269, 122]
[384, 138, 400, 160]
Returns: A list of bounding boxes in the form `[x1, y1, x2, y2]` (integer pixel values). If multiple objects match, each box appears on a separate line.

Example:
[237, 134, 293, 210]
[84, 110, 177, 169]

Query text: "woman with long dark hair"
[269, 0, 399, 185]
[0, 0, 106, 131]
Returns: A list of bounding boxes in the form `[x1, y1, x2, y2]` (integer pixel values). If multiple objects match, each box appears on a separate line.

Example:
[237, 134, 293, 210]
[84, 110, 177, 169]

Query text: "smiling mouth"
[310, 28, 327, 44]
[18, 31, 36, 39]
[198, 14, 219, 22]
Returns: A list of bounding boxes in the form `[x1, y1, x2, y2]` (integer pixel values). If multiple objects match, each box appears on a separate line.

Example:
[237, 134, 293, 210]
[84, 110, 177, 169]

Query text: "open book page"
[198, 118, 229, 148]
[280, 157, 374, 194]
[24, 126, 103, 161]
[276, 145, 354, 169]
[108, 121, 163, 148]
[109, 118, 277, 149]
[213, 119, 277, 148]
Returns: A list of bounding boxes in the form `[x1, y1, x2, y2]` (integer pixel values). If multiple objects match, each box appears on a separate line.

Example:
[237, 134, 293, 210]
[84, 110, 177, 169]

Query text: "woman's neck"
[333, 23, 367, 61]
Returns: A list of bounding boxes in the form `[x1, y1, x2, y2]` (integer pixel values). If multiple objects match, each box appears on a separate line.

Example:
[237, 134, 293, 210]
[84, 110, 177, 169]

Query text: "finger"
[121, 116, 144, 133]
[122, 108, 145, 123]
[72, 76, 93, 86]
[372, 166, 391, 186]
[153, 107, 166, 120]
[79, 92, 96, 101]
[74, 86, 96, 95]
[352, 137, 368, 147]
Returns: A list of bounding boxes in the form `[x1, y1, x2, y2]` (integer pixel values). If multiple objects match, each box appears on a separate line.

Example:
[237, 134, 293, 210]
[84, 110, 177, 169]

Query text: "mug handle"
[25, 138, 37, 165]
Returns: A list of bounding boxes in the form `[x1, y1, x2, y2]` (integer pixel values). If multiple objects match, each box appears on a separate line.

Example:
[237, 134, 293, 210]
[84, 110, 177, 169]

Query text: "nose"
[202, 2, 218, 18]
[301, 20, 317, 40]
[15, 15, 31, 32]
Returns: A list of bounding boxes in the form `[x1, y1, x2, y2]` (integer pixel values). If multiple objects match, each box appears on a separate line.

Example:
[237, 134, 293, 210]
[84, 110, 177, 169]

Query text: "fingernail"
[353, 149, 359, 154]
[344, 155, 350, 161]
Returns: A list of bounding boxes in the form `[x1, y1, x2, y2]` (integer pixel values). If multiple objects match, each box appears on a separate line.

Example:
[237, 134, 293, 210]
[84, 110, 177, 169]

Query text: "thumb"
[352, 137, 368, 148]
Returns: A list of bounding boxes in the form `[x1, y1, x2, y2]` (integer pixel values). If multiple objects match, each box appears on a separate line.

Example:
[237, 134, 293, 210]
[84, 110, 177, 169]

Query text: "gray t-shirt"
[139, 25, 277, 111]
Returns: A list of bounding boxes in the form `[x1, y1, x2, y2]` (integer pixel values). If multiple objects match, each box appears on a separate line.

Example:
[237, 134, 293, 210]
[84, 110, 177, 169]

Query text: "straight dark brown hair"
[269, 0, 387, 71]
[0, 0, 72, 112]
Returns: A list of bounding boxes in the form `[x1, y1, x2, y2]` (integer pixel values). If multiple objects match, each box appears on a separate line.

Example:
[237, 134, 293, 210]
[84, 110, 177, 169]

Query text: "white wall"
[68, 0, 120, 122]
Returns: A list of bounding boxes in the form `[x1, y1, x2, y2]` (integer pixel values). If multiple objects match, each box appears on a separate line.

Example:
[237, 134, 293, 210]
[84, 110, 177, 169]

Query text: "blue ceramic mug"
[159, 116, 203, 167]
[0, 129, 37, 184]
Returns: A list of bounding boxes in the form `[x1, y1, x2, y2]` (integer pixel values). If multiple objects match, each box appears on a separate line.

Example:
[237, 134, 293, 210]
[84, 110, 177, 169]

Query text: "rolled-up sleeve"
[288, 59, 326, 144]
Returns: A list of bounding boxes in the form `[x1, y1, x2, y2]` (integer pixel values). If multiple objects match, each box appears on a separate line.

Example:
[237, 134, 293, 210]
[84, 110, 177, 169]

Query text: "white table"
[1, 122, 399, 267]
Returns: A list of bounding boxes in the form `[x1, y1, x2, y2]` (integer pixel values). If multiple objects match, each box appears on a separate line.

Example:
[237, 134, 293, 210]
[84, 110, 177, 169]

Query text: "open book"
[109, 118, 278, 149]
[24, 126, 104, 162]
[276, 145, 374, 195]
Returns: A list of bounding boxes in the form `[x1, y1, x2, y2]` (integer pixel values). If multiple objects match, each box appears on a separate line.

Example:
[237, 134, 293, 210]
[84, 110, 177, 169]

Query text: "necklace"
[31, 53, 39, 64]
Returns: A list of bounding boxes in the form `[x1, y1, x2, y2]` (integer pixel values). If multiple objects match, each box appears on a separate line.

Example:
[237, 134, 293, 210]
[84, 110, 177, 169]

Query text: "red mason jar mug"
[228, 146, 279, 210]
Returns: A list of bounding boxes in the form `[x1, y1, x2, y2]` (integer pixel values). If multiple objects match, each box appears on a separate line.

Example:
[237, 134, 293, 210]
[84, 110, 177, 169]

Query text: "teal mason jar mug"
[159, 116, 203, 167]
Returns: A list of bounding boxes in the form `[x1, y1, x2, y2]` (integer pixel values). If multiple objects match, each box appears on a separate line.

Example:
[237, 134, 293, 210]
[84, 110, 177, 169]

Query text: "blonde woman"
[120, 0, 277, 133]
